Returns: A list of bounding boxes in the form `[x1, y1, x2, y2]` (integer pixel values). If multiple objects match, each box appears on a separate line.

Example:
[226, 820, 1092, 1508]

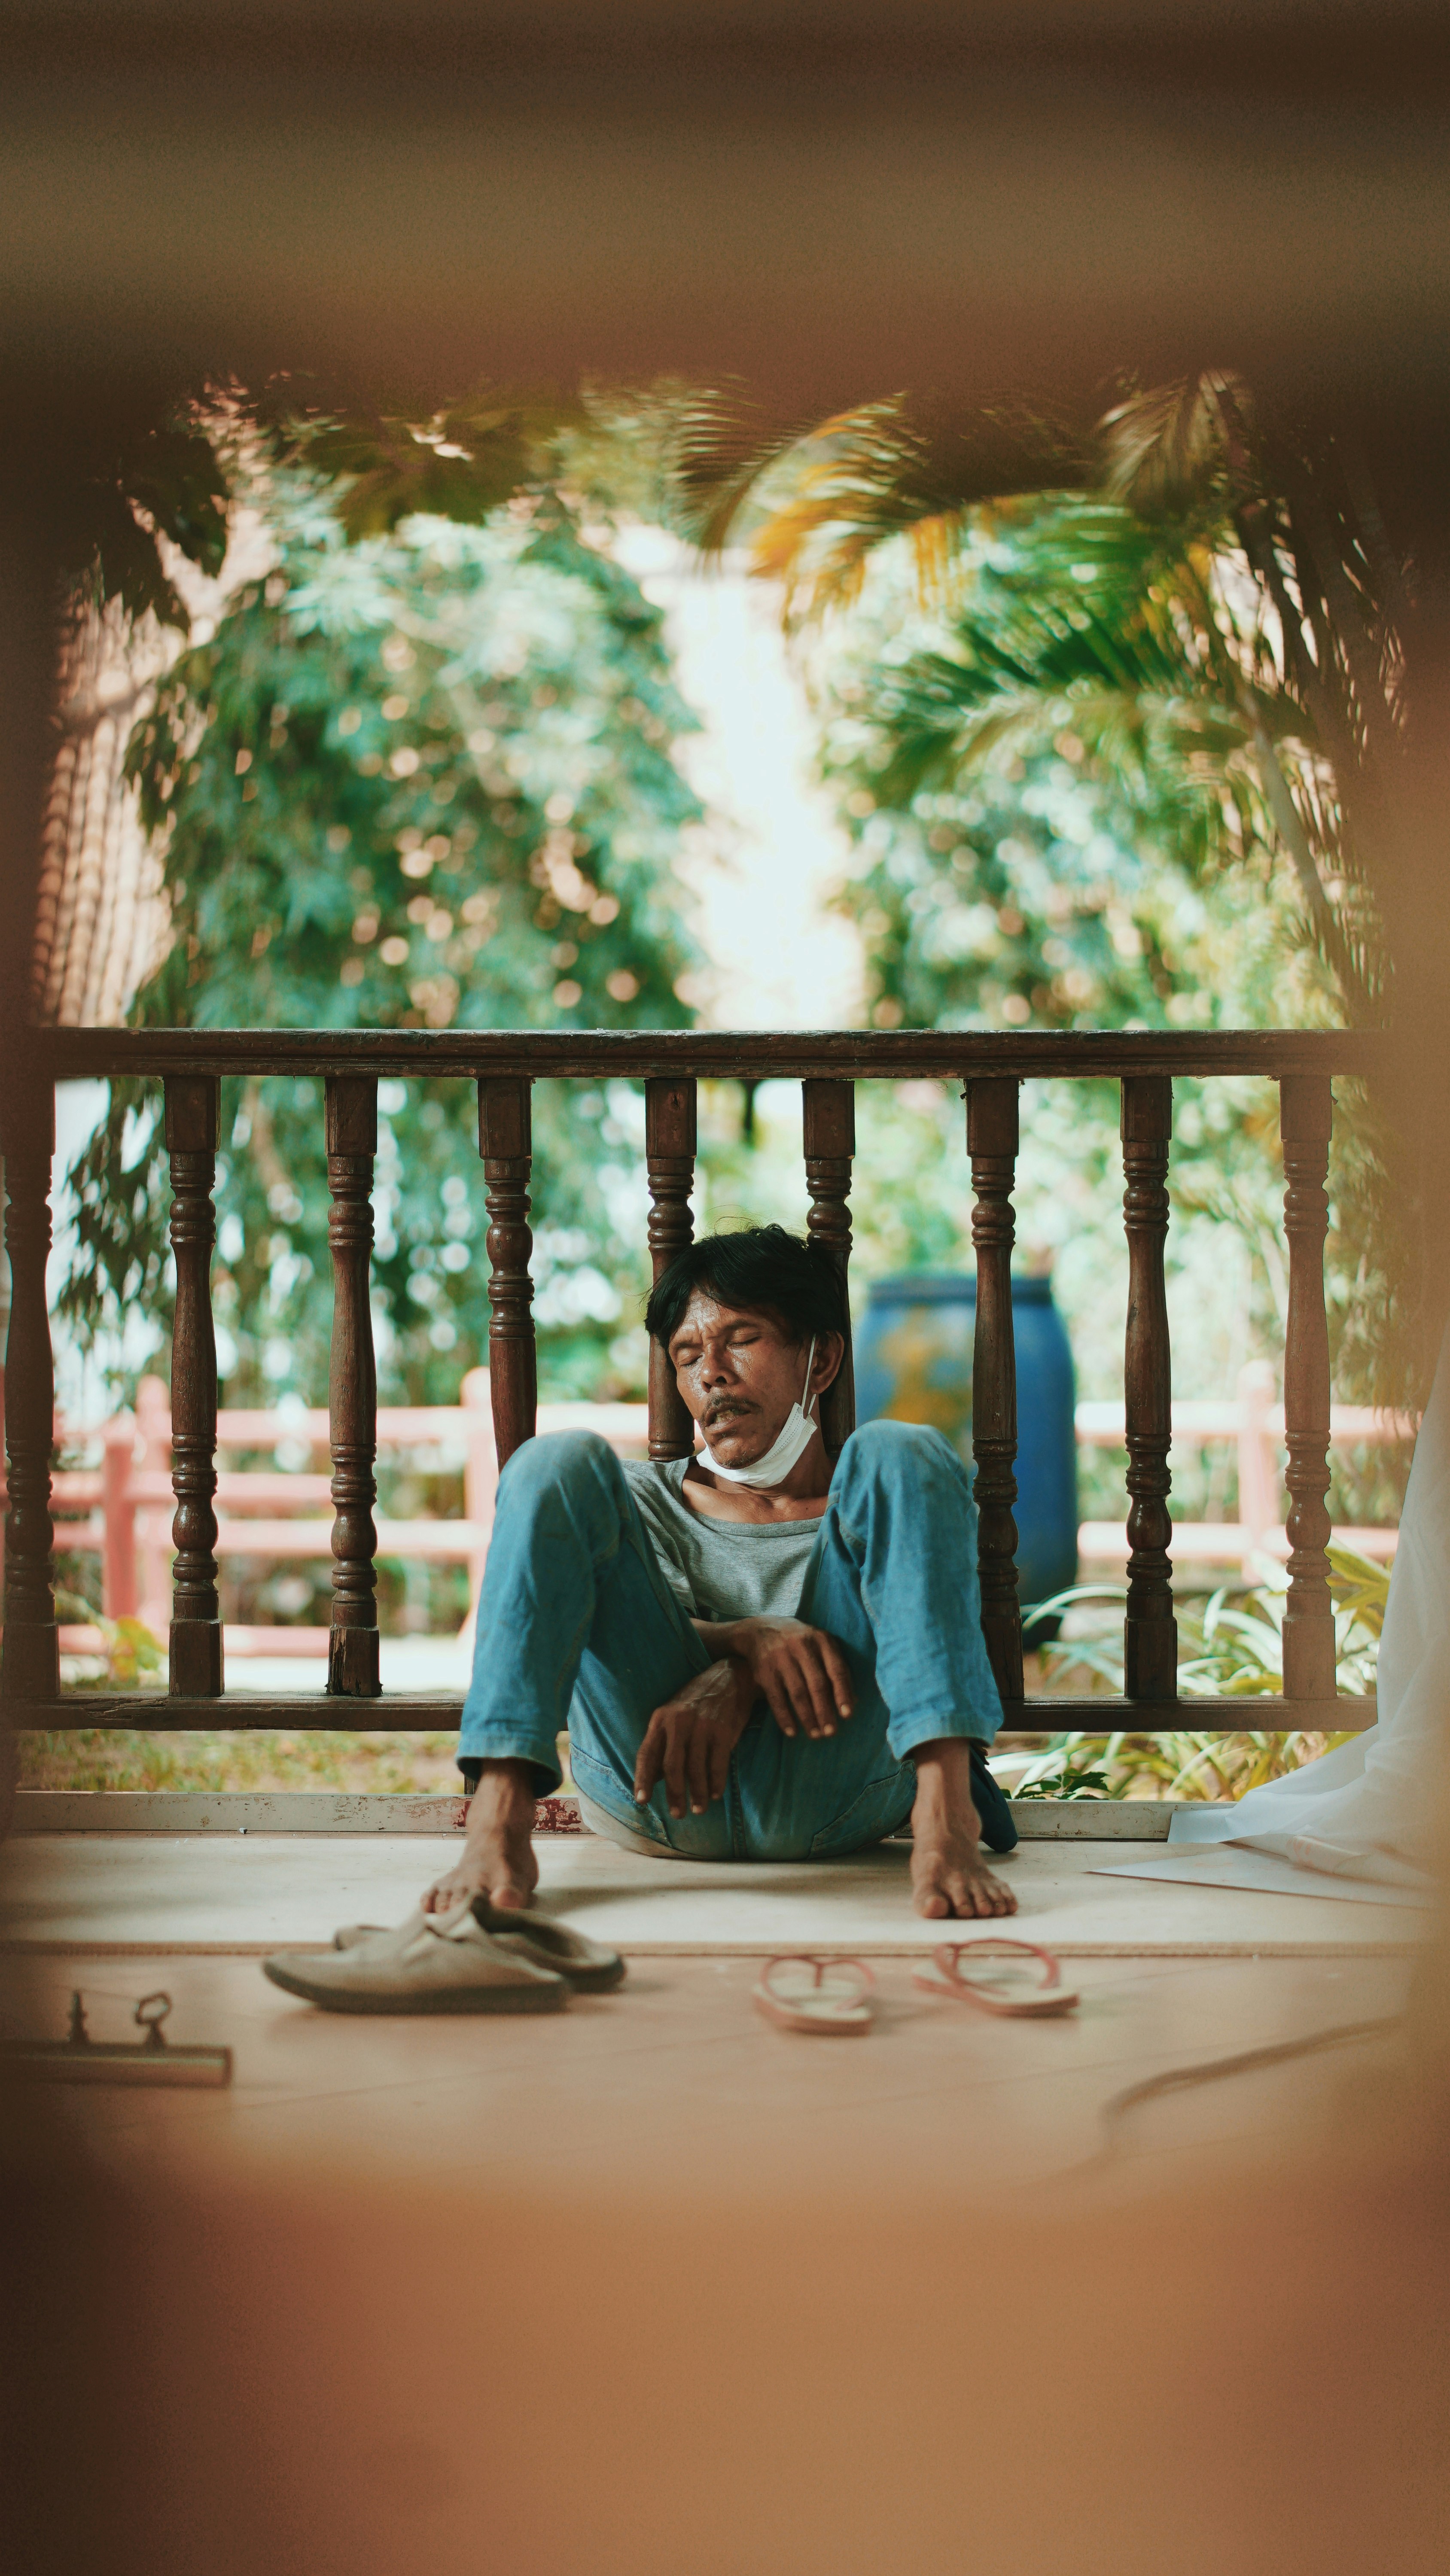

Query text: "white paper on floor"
[1092, 1845, 1437, 1909]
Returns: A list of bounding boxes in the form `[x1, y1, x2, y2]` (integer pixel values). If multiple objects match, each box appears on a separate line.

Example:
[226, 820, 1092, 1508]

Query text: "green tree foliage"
[61, 465, 703, 1403]
[67, 416, 232, 629]
[811, 497, 1334, 1038]
[679, 377, 1399, 1032]
[670, 376, 1413, 1421]
[780, 499, 1401, 1512]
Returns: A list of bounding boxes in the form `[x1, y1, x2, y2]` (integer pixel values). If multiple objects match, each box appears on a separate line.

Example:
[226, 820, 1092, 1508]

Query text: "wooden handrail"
[39, 1025, 1381, 1081]
[0, 1023, 1399, 1737]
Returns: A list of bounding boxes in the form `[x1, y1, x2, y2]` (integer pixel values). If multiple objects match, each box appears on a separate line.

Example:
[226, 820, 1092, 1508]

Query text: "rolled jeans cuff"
[889, 1708, 998, 1762]
[457, 1727, 562, 1797]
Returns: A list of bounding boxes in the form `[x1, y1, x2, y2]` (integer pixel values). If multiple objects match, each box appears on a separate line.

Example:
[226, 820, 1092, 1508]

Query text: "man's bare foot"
[908, 1739, 1017, 1922]
[423, 1759, 540, 1916]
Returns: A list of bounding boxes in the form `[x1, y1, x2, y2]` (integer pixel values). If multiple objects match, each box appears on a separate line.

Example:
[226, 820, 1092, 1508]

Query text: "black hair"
[644, 1223, 846, 1348]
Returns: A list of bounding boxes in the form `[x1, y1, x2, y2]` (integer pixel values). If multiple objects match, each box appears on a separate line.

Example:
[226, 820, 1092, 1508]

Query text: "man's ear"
[811, 1331, 846, 1395]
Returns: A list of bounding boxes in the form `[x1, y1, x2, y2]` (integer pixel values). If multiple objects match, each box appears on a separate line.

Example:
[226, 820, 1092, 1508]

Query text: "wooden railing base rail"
[2, 1024, 1394, 1743]
[2, 1692, 1377, 1736]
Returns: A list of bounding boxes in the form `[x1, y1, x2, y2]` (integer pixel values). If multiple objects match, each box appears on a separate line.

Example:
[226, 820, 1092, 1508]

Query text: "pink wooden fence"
[6, 1357, 1405, 1662]
[29, 1368, 650, 1658]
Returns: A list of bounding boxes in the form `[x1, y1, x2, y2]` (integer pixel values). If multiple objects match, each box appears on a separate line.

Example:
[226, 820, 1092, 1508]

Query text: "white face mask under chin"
[699, 1336, 821, 1490]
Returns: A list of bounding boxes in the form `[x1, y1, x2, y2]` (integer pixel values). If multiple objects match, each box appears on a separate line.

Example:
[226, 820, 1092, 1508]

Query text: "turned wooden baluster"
[165, 1075, 223, 1696]
[967, 1079, 1024, 1703]
[1280, 1076, 1337, 1700]
[1, 1074, 58, 1701]
[326, 1074, 380, 1697]
[478, 1077, 537, 1469]
[646, 1076, 697, 1460]
[1121, 1075, 1177, 1699]
[802, 1078, 856, 1450]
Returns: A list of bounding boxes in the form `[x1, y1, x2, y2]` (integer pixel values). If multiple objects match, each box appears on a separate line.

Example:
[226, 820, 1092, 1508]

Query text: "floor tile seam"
[217, 2010, 1404, 2071]
[22, 2042, 1278, 2120]
[71, 2074, 595, 2123]
[1097, 2115, 1349, 2175]
[122, 2028, 1391, 2125]
[728, 2036, 1343, 2116]
[58, 2040, 770, 2113]
[0, 1937, 1423, 1962]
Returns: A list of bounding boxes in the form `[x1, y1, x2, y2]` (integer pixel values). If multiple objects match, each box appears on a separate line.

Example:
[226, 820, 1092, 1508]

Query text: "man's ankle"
[910, 1738, 979, 1814]
[466, 1758, 539, 1823]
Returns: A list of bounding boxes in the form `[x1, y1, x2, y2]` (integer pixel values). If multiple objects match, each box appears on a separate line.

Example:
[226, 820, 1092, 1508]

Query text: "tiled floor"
[2, 1828, 1430, 1954]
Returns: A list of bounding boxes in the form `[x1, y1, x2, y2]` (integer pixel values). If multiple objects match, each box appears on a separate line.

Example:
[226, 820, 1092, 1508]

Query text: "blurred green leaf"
[62, 456, 703, 1408]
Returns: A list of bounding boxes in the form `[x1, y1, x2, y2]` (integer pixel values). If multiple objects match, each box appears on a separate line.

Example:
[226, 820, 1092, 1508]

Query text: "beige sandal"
[264, 1907, 567, 2015]
[913, 1937, 1079, 2018]
[333, 1902, 625, 1992]
[753, 1955, 874, 2035]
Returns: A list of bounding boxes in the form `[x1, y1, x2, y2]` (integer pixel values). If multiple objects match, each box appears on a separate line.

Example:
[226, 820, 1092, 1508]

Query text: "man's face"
[667, 1293, 823, 1467]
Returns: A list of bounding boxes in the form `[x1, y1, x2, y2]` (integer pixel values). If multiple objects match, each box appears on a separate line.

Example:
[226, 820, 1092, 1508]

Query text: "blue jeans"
[458, 1419, 1012, 1863]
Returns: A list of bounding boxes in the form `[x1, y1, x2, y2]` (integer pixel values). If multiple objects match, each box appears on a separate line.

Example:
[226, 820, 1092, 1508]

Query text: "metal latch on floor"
[3, 1989, 233, 2087]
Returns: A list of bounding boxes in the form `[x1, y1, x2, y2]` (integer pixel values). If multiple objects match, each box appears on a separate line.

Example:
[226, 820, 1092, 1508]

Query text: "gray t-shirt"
[623, 1456, 822, 1626]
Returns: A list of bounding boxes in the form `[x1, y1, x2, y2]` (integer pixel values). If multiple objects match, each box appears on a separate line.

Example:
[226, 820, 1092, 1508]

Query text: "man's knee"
[497, 1427, 628, 1505]
[835, 1417, 964, 1493]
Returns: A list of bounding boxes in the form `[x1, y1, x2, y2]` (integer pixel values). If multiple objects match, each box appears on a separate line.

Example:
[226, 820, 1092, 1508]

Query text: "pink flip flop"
[913, 1938, 1080, 2019]
[753, 1955, 875, 2035]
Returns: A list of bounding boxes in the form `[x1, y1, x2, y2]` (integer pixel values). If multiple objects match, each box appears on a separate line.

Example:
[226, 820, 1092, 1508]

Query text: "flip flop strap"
[934, 1938, 1062, 1992]
[761, 1953, 874, 2006]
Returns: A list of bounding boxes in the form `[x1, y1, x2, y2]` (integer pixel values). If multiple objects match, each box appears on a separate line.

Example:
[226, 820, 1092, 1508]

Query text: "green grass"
[19, 1728, 577, 1795]
[19, 1731, 469, 1795]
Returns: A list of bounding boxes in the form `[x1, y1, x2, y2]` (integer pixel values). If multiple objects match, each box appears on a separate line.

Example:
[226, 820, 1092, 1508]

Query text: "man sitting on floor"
[425, 1225, 1018, 1923]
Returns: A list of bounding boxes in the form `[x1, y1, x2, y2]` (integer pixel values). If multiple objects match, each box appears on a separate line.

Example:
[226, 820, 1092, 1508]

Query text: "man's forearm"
[688, 1623, 759, 1722]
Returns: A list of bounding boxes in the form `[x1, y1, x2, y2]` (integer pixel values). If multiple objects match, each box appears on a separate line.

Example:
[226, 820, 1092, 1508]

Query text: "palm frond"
[665, 385, 834, 556]
[701, 395, 1086, 609]
[745, 401, 961, 617]
[1326, 1544, 1392, 1639]
[1098, 373, 1242, 516]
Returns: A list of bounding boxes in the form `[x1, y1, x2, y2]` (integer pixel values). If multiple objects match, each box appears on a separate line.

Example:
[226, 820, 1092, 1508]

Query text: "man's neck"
[682, 1432, 832, 1523]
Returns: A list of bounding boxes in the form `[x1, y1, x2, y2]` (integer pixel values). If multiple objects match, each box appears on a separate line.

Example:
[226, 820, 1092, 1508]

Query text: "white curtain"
[1169, 1322, 1450, 1890]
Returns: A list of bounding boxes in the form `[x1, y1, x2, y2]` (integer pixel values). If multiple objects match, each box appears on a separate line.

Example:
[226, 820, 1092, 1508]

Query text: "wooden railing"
[0, 1024, 1388, 1732]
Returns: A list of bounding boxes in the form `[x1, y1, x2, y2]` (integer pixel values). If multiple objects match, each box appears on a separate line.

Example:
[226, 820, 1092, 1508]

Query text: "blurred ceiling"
[2, 1, 1447, 434]
[5, 4, 1450, 1034]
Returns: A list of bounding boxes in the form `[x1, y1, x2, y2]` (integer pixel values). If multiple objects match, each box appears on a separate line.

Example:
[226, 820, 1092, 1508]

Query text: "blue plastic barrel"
[853, 1272, 1078, 1631]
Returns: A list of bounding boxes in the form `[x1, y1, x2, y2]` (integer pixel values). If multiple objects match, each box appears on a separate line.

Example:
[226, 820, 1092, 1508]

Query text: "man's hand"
[707, 1615, 856, 1743]
[634, 1655, 755, 1819]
